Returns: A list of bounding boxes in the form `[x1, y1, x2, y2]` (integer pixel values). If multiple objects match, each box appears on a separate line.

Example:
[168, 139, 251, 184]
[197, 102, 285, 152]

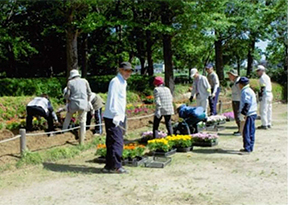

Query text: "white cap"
[256, 65, 265, 71]
[190, 68, 198, 78]
[68, 69, 81, 80]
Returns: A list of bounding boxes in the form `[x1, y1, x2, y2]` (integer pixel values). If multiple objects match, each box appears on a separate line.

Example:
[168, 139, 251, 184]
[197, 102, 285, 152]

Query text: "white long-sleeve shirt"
[259, 73, 272, 95]
[103, 73, 127, 122]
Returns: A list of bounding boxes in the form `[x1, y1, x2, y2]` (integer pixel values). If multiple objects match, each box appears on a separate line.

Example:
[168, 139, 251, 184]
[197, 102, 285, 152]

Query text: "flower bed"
[126, 103, 155, 117]
[191, 133, 219, 147]
[147, 138, 173, 153]
[222, 112, 235, 121]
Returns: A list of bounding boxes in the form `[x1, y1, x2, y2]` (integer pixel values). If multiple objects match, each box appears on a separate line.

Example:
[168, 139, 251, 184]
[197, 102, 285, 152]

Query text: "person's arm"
[240, 92, 252, 116]
[203, 77, 211, 95]
[154, 88, 161, 118]
[259, 77, 265, 101]
[48, 101, 58, 122]
[212, 74, 220, 97]
[85, 80, 92, 102]
[191, 80, 196, 98]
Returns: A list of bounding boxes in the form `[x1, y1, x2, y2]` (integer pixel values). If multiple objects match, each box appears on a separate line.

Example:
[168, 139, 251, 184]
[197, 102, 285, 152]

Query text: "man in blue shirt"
[237, 77, 257, 154]
[102, 62, 133, 174]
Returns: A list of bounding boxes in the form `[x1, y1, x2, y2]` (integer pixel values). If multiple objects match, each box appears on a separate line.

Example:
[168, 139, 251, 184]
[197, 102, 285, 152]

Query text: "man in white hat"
[256, 65, 273, 130]
[62, 69, 92, 142]
[189, 68, 211, 114]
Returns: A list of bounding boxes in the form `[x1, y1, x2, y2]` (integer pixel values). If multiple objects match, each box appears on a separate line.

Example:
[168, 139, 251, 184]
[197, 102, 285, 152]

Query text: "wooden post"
[20, 129, 26, 156]
[218, 100, 223, 114]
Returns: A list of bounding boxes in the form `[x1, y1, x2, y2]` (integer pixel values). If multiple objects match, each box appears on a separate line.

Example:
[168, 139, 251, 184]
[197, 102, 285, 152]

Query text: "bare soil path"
[0, 103, 287, 205]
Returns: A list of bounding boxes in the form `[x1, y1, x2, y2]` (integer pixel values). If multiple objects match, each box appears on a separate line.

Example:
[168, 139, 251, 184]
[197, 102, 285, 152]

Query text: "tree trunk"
[146, 29, 154, 76]
[163, 34, 174, 94]
[140, 58, 145, 75]
[247, 39, 255, 77]
[66, 12, 78, 79]
[214, 38, 224, 81]
[284, 44, 288, 71]
[7, 44, 16, 77]
[237, 56, 241, 75]
[81, 33, 88, 78]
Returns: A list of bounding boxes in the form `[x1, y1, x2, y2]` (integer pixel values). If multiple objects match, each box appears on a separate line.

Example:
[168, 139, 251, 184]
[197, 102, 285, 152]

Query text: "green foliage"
[16, 150, 43, 168]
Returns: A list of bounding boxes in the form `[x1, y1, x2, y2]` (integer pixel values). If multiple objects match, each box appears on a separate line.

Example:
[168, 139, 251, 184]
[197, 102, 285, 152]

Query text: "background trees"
[0, 0, 286, 88]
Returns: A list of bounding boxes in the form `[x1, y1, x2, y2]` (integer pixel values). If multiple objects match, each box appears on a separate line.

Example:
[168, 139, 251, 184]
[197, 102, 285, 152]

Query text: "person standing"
[62, 69, 92, 143]
[189, 68, 211, 114]
[227, 69, 241, 136]
[256, 65, 273, 130]
[237, 77, 257, 154]
[102, 62, 133, 174]
[26, 94, 58, 134]
[152, 76, 174, 138]
[86, 92, 105, 135]
[206, 64, 220, 116]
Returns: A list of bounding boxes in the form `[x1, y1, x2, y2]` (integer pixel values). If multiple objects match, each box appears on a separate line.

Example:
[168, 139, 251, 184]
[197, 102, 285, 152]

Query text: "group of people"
[25, 61, 273, 173]
[26, 69, 104, 138]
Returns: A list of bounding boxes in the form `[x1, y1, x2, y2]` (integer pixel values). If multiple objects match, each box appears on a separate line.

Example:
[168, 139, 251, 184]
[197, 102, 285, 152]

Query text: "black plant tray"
[176, 146, 193, 152]
[153, 148, 177, 157]
[122, 156, 148, 167]
[193, 139, 218, 147]
[93, 156, 106, 164]
[144, 156, 172, 168]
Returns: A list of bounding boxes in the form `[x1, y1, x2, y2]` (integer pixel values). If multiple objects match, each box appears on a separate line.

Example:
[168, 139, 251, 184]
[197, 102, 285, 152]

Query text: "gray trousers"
[232, 101, 240, 132]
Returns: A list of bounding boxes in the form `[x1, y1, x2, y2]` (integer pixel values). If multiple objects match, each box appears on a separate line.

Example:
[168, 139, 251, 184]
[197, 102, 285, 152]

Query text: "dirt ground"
[0, 103, 287, 205]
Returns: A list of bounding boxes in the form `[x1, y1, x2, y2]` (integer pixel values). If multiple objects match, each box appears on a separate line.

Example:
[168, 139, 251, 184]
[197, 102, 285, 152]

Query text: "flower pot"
[153, 148, 177, 157]
[176, 146, 192, 152]
[192, 139, 218, 147]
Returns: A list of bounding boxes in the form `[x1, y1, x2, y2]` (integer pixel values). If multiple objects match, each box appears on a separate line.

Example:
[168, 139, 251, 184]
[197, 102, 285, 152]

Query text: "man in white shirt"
[103, 62, 133, 174]
[227, 69, 241, 136]
[256, 65, 273, 130]
[206, 64, 220, 116]
[189, 68, 211, 114]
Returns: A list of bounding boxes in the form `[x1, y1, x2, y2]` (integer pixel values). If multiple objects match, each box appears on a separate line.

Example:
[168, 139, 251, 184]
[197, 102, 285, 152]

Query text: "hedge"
[0, 75, 154, 98]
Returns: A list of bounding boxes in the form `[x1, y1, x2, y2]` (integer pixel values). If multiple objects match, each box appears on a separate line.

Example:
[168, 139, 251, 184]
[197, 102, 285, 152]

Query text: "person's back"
[68, 77, 89, 112]
[28, 97, 49, 113]
[154, 85, 174, 115]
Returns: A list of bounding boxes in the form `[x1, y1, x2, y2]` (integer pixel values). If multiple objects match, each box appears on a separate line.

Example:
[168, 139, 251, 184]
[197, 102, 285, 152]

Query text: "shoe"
[233, 132, 241, 136]
[115, 167, 129, 174]
[267, 125, 271, 129]
[239, 149, 251, 155]
[102, 168, 112, 173]
[257, 125, 268, 130]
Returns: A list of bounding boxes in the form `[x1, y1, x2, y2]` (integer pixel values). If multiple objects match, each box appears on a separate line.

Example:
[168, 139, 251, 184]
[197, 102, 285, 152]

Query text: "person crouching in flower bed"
[237, 77, 257, 154]
[152, 76, 174, 139]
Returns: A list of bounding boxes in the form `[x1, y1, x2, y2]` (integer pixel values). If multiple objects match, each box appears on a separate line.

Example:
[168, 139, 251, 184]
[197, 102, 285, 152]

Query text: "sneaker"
[257, 125, 268, 130]
[239, 149, 250, 155]
[115, 167, 129, 174]
[233, 132, 241, 136]
[102, 168, 112, 173]
[267, 125, 271, 129]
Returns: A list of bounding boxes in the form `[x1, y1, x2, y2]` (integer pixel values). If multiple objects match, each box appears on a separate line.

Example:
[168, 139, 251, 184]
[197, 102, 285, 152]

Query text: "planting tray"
[122, 157, 148, 167]
[176, 146, 193, 152]
[193, 140, 218, 147]
[144, 157, 172, 168]
[153, 148, 177, 157]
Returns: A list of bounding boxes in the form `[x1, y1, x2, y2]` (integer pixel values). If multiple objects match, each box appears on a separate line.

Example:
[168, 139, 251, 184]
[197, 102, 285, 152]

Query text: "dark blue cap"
[205, 63, 213, 69]
[236, 77, 249, 84]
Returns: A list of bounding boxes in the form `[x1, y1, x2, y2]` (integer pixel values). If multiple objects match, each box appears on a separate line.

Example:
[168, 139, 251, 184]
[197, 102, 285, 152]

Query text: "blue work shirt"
[103, 73, 127, 122]
[240, 85, 257, 116]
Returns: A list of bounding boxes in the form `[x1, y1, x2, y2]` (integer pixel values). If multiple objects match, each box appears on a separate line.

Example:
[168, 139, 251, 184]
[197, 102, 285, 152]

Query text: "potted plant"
[95, 144, 107, 163]
[166, 135, 192, 152]
[147, 138, 176, 157]
[191, 133, 219, 147]
[122, 144, 147, 166]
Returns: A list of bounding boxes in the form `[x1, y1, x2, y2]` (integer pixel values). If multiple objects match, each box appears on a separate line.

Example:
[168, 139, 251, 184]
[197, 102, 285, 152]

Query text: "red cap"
[153, 76, 164, 86]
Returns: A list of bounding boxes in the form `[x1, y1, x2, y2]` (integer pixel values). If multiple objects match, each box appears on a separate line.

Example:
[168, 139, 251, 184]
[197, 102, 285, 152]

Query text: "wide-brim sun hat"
[226, 69, 238, 76]
[68, 69, 81, 80]
[256, 65, 265, 71]
[190, 68, 198, 78]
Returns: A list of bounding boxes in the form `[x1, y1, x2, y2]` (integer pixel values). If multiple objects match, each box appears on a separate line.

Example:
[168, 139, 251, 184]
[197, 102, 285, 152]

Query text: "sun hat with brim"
[236, 77, 249, 84]
[256, 65, 265, 71]
[120, 62, 134, 71]
[153, 76, 164, 86]
[190, 68, 198, 78]
[226, 69, 238, 76]
[68, 69, 81, 80]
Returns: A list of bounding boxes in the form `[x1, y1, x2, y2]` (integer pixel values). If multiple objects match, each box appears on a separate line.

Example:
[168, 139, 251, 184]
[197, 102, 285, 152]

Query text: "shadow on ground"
[192, 148, 240, 155]
[43, 162, 104, 174]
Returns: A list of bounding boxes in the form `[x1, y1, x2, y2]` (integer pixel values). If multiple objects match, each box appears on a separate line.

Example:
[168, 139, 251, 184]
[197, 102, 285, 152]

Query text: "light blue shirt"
[103, 73, 127, 122]
[240, 85, 257, 116]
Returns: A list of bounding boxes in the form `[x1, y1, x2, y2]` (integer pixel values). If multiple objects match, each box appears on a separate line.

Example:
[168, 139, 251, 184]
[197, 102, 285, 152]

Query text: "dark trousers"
[104, 117, 124, 170]
[86, 108, 103, 134]
[153, 115, 173, 138]
[243, 114, 257, 152]
[208, 87, 220, 115]
[26, 106, 54, 131]
[232, 101, 241, 132]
